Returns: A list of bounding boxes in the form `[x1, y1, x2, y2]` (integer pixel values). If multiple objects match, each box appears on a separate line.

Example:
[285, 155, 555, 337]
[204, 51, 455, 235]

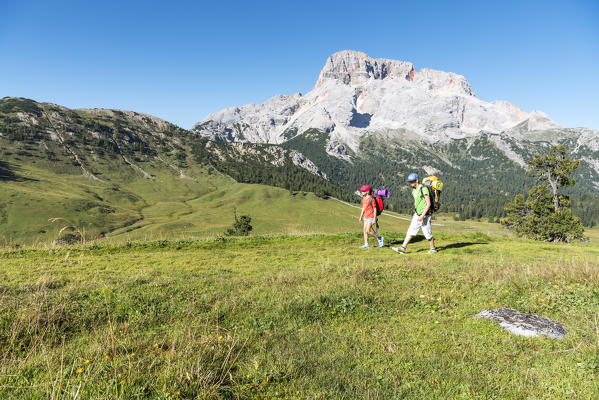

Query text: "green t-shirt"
[412, 185, 430, 215]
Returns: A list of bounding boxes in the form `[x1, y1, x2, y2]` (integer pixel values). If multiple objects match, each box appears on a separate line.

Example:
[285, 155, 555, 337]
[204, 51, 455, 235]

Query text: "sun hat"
[406, 173, 419, 182]
[358, 184, 371, 192]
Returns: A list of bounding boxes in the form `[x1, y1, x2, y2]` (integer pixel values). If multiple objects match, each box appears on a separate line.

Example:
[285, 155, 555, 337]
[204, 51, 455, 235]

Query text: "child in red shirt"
[358, 185, 383, 248]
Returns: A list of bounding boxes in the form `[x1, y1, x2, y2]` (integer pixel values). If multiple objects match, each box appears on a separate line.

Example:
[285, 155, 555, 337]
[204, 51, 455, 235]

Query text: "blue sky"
[1, 0, 598, 129]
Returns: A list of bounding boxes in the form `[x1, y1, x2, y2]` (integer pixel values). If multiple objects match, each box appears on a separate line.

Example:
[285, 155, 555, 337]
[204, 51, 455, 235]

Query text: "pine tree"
[526, 145, 579, 213]
[502, 146, 584, 242]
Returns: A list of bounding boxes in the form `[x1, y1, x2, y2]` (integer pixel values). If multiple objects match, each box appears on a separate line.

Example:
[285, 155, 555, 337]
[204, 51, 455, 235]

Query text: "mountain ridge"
[0, 97, 350, 244]
[192, 50, 573, 153]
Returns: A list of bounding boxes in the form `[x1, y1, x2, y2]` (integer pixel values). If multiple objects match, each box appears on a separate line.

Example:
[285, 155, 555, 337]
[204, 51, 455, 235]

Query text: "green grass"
[1, 231, 598, 398]
[0, 146, 231, 245]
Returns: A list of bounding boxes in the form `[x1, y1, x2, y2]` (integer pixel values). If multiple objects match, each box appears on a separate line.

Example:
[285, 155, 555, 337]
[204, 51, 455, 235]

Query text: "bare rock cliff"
[193, 50, 564, 154]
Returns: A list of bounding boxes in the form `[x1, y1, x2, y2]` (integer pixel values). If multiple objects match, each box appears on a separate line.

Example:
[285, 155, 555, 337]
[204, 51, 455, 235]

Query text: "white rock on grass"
[475, 308, 568, 339]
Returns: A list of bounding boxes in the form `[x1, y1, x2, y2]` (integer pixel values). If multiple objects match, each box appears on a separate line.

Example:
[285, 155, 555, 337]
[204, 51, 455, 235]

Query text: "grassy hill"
[1, 230, 598, 399]
[0, 97, 350, 245]
[0, 153, 230, 245]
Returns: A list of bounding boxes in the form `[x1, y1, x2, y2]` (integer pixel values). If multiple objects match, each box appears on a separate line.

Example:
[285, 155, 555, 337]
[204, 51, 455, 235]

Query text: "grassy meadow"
[1, 227, 599, 399]
[0, 141, 386, 246]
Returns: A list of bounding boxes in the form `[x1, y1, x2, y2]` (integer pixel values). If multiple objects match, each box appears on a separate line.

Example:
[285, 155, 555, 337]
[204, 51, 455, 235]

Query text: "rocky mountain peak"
[316, 50, 415, 86]
[194, 50, 564, 151]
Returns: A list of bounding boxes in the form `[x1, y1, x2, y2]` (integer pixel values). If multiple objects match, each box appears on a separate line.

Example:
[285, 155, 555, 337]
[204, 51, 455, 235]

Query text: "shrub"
[225, 209, 253, 236]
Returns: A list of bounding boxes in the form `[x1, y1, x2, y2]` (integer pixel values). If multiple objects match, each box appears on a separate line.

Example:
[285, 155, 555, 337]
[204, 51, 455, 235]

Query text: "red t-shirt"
[362, 195, 376, 219]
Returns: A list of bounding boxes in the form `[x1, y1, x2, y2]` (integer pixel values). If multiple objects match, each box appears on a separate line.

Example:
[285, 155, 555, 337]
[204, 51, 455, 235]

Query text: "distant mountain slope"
[0, 97, 348, 244]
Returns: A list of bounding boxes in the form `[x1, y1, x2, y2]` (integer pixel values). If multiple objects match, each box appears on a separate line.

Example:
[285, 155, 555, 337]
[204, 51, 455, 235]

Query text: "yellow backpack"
[420, 176, 443, 214]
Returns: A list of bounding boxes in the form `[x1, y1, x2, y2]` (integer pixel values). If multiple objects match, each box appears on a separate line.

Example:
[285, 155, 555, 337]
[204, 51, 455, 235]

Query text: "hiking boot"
[378, 236, 384, 248]
[359, 244, 370, 249]
[426, 248, 438, 254]
[392, 246, 405, 254]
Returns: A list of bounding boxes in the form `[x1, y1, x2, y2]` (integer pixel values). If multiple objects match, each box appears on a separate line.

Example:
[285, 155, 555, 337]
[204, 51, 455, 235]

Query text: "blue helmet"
[406, 172, 419, 182]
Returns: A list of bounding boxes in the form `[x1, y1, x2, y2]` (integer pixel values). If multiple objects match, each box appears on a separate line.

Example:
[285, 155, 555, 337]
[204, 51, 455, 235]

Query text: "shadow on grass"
[386, 236, 426, 246]
[438, 242, 488, 251]
[385, 238, 488, 251]
[0, 161, 34, 182]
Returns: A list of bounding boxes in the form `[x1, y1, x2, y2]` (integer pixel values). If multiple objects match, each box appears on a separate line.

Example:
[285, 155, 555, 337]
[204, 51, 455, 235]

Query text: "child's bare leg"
[363, 223, 371, 245]
[367, 229, 379, 240]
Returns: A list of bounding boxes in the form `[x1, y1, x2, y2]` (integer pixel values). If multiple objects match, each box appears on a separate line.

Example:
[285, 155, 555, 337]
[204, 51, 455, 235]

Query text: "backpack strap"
[419, 185, 433, 215]
[369, 196, 378, 214]
[369, 197, 380, 224]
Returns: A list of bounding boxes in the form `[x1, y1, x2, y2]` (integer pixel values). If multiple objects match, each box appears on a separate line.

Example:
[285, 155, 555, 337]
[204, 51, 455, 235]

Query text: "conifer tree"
[526, 145, 579, 212]
[502, 145, 584, 242]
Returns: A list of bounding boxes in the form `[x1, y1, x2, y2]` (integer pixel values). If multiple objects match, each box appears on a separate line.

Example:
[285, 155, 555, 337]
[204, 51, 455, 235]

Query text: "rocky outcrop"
[315, 50, 415, 86]
[205, 141, 326, 179]
[527, 110, 563, 131]
[475, 308, 568, 339]
[198, 94, 302, 144]
[289, 150, 327, 179]
[326, 139, 351, 161]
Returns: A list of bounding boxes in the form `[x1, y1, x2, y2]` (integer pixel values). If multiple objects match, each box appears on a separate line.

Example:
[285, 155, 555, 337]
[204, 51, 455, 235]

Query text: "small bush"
[53, 232, 83, 245]
[225, 209, 252, 236]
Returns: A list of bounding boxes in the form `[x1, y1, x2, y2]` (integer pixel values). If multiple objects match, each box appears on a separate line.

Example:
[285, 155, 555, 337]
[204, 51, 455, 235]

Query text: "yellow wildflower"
[76, 368, 84, 374]
[83, 360, 90, 364]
